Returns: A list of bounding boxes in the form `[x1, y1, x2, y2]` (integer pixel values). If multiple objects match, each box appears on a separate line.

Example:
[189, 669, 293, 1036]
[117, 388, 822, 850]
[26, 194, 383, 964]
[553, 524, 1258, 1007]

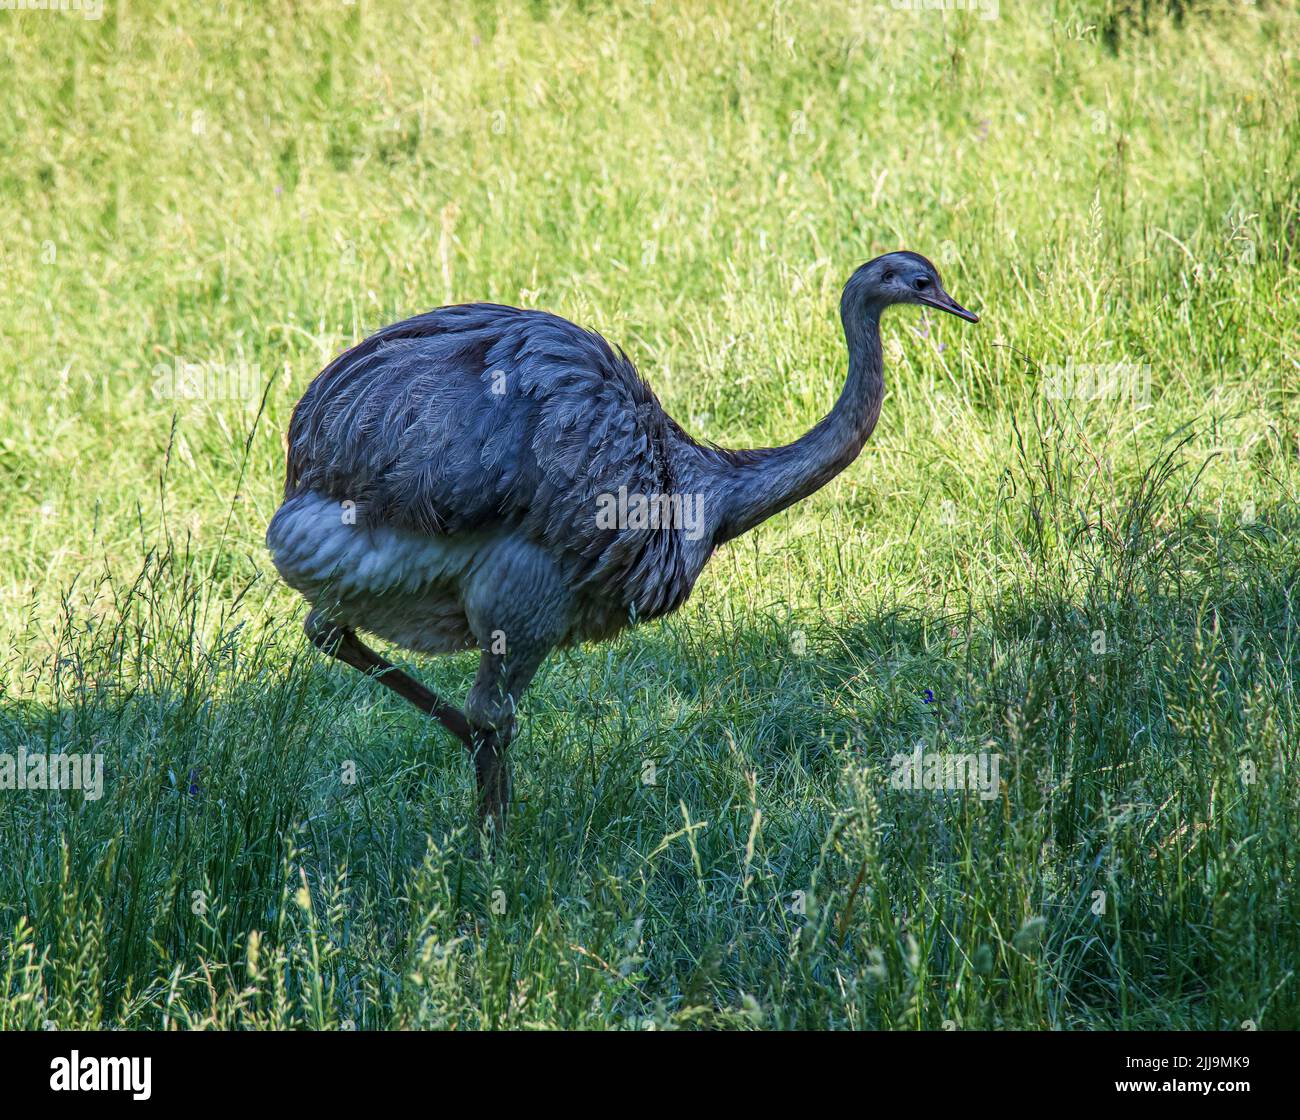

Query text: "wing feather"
[283, 303, 690, 613]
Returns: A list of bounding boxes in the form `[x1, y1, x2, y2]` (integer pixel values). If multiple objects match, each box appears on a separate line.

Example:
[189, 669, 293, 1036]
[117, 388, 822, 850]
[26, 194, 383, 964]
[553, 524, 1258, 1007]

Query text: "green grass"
[1, 0, 1298, 1029]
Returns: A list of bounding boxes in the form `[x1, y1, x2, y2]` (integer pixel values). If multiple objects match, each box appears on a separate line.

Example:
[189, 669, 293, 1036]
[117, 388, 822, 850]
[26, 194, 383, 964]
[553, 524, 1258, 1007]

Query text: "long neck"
[709, 308, 884, 545]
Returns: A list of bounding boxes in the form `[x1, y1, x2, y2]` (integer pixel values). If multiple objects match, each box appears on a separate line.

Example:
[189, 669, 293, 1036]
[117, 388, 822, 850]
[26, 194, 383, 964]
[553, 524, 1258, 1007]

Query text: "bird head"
[844, 251, 979, 324]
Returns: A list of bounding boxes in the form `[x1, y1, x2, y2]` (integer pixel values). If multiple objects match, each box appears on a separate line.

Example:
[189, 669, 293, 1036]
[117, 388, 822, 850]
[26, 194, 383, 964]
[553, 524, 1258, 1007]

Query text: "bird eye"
[914, 276, 932, 290]
[883, 270, 896, 283]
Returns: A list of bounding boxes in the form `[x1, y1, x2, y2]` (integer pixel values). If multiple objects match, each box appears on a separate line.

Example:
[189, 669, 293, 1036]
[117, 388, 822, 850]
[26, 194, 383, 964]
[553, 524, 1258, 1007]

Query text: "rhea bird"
[267, 251, 978, 835]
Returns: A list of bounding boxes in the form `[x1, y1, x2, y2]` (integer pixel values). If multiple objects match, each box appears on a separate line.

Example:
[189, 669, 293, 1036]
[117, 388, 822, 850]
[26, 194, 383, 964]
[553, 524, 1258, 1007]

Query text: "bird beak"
[919, 289, 980, 323]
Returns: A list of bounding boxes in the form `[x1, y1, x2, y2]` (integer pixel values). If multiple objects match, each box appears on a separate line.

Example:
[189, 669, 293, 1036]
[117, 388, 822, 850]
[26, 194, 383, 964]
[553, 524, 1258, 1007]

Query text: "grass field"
[1, 0, 1298, 1030]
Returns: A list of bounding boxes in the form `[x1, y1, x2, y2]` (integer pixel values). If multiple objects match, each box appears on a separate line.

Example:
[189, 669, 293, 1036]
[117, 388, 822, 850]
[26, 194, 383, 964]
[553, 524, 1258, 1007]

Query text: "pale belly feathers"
[265, 490, 627, 653]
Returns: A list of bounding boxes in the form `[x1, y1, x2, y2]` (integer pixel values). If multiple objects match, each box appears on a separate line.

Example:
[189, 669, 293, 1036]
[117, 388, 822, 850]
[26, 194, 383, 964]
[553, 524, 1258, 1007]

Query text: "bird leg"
[464, 646, 548, 841]
[304, 611, 474, 748]
[470, 725, 511, 841]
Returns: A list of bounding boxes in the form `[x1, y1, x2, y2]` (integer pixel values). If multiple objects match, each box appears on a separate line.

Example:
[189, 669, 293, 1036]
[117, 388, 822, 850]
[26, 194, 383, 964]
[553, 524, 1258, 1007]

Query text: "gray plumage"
[266, 250, 978, 836]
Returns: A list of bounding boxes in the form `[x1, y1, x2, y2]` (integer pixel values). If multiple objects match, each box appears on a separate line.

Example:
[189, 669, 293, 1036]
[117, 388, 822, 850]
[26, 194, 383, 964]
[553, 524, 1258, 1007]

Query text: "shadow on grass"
[1, 450, 1297, 1027]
